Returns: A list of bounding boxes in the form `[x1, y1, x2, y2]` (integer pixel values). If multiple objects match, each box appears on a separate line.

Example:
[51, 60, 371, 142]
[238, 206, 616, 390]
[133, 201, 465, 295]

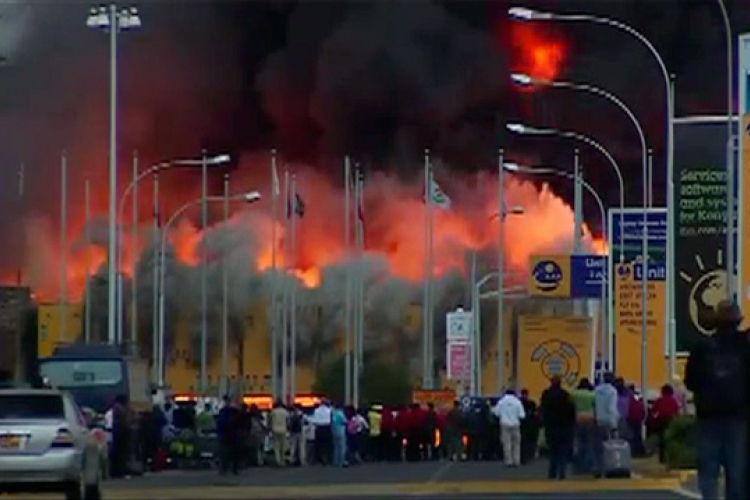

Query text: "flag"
[356, 172, 365, 224]
[287, 192, 305, 218]
[425, 173, 451, 209]
[271, 161, 280, 198]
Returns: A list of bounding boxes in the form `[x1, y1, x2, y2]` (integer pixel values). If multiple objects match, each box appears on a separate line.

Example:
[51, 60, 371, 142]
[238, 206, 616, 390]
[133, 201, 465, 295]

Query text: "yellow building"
[38, 304, 84, 357]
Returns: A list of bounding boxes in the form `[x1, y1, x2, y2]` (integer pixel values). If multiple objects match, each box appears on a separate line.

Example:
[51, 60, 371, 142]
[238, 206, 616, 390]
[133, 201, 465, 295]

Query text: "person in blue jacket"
[332, 403, 348, 467]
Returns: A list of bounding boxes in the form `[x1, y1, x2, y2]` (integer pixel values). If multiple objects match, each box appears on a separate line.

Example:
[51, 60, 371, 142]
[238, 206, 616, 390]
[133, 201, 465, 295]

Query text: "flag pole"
[281, 169, 290, 402]
[60, 151, 68, 344]
[422, 148, 431, 389]
[17, 163, 24, 285]
[270, 150, 279, 400]
[344, 156, 352, 405]
[290, 174, 298, 404]
[357, 170, 365, 382]
[84, 179, 92, 343]
[152, 174, 160, 384]
[353, 166, 361, 406]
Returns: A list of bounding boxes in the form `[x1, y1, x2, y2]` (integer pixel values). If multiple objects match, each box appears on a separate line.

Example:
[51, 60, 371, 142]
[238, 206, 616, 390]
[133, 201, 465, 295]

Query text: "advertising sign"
[447, 343, 471, 381]
[528, 255, 606, 299]
[609, 209, 667, 261]
[516, 315, 593, 400]
[446, 309, 472, 342]
[613, 262, 667, 390]
[570, 255, 607, 298]
[674, 120, 732, 350]
[740, 34, 750, 327]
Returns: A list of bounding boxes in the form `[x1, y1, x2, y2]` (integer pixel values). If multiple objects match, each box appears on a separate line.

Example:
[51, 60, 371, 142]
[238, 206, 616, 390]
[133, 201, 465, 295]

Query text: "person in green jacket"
[572, 378, 595, 474]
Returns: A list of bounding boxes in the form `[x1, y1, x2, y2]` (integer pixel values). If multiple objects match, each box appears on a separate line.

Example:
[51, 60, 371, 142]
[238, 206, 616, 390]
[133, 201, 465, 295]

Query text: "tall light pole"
[116, 154, 230, 354]
[221, 173, 230, 396]
[59, 152, 68, 343]
[716, 0, 735, 298]
[510, 5, 672, 393]
[511, 73, 650, 396]
[157, 192, 262, 386]
[505, 162, 609, 374]
[507, 122, 626, 261]
[87, 4, 141, 346]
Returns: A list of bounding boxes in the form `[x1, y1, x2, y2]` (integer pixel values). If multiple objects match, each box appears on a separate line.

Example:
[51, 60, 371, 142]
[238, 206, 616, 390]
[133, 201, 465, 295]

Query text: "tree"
[313, 354, 412, 406]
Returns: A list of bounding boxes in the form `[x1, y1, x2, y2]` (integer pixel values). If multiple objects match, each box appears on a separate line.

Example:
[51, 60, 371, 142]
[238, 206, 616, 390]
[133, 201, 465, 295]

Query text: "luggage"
[603, 431, 631, 478]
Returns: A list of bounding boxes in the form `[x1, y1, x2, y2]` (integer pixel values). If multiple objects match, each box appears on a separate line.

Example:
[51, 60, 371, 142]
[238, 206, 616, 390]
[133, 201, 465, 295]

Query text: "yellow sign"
[614, 262, 667, 390]
[741, 113, 750, 329]
[527, 255, 571, 298]
[517, 315, 593, 400]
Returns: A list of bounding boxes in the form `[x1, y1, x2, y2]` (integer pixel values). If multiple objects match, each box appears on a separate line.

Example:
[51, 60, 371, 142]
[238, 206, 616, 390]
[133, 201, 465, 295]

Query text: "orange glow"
[511, 24, 566, 82]
[242, 394, 321, 409]
[3, 153, 608, 303]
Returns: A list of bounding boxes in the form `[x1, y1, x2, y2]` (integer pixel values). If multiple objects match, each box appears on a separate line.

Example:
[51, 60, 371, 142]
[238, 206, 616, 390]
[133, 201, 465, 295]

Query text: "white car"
[0, 388, 102, 500]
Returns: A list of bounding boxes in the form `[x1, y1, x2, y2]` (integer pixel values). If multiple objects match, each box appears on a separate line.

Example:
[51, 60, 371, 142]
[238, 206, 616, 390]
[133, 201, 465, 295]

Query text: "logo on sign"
[530, 338, 582, 387]
[532, 260, 563, 292]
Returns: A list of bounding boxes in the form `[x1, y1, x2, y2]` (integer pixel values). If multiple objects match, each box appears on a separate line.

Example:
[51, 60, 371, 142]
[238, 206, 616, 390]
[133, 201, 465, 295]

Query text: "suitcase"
[603, 432, 631, 478]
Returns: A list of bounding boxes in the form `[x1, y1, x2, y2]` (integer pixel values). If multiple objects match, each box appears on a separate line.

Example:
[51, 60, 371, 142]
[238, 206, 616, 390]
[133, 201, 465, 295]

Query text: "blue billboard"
[570, 255, 607, 298]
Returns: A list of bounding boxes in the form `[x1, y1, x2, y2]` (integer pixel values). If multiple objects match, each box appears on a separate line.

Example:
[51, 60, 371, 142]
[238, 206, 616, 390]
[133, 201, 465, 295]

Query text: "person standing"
[312, 400, 333, 465]
[289, 404, 306, 466]
[572, 378, 596, 474]
[540, 376, 576, 480]
[593, 373, 619, 478]
[367, 405, 383, 461]
[519, 389, 539, 464]
[444, 401, 463, 462]
[332, 403, 348, 467]
[685, 300, 750, 500]
[216, 396, 241, 475]
[626, 384, 646, 457]
[109, 395, 132, 478]
[269, 400, 289, 467]
[492, 389, 526, 467]
[648, 384, 680, 464]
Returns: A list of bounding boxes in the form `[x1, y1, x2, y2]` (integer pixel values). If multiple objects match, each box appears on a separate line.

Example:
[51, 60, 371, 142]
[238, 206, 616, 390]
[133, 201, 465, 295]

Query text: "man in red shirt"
[648, 384, 680, 463]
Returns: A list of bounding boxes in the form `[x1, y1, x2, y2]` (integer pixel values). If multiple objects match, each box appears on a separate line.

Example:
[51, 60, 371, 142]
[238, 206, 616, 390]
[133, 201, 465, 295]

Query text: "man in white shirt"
[311, 400, 333, 465]
[493, 389, 526, 467]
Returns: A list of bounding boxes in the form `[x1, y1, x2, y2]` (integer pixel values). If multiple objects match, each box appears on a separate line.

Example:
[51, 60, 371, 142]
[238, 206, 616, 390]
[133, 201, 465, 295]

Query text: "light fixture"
[241, 191, 262, 203]
[510, 73, 534, 86]
[508, 7, 552, 21]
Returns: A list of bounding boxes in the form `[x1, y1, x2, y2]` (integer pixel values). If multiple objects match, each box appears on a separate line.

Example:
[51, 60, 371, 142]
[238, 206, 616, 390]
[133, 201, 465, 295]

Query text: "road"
[7, 461, 696, 499]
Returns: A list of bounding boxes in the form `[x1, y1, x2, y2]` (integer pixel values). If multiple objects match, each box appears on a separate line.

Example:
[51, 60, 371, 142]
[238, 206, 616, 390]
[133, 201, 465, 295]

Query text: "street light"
[510, 72, 650, 397]
[506, 122, 625, 261]
[87, 4, 141, 347]
[116, 153, 231, 348]
[157, 191, 262, 388]
[509, 3, 678, 380]
[505, 161, 607, 378]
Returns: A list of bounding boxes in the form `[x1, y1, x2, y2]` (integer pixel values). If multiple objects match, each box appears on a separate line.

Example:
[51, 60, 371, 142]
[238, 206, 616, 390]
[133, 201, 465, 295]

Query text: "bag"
[603, 432, 632, 478]
[347, 417, 359, 435]
[699, 336, 748, 413]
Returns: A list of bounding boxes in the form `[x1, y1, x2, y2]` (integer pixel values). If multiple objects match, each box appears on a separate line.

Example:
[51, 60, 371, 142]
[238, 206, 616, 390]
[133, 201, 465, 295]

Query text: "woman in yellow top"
[368, 405, 383, 461]
[571, 378, 595, 474]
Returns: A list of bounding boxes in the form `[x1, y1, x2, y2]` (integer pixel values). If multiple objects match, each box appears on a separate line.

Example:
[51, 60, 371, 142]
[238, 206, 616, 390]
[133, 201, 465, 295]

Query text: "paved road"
[5, 461, 696, 499]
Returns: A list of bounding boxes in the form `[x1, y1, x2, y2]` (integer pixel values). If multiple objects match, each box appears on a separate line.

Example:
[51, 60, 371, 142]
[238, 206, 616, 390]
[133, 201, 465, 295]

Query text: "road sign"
[446, 308, 472, 342]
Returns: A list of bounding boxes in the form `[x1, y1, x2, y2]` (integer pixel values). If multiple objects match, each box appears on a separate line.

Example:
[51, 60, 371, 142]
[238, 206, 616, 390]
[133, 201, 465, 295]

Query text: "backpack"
[627, 396, 645, 425]
[698, 336, 749, 414]
[347, 417, 359, 435]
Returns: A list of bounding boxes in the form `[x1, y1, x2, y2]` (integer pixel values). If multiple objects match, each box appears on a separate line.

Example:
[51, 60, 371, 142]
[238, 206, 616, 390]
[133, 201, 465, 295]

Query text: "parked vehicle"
[0, 388, 102, 500]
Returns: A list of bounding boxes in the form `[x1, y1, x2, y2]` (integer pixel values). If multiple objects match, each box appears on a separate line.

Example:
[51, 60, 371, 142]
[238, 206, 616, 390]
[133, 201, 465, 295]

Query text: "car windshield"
[39, 360, 123, 387]
[0, 395, 65, 420]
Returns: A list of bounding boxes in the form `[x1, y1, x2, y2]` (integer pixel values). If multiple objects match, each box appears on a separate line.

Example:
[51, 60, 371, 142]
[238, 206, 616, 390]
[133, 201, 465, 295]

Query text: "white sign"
[446, 308, 472, 342]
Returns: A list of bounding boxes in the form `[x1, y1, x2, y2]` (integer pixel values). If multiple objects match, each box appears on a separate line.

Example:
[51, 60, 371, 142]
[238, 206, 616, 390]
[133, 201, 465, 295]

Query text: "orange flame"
[4, 155, 606, 302]
[511, 23, 566, 82]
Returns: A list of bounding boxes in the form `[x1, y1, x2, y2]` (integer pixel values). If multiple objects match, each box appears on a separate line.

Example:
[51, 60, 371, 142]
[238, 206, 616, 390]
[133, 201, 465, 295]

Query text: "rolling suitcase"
[603, 431, 631, 478]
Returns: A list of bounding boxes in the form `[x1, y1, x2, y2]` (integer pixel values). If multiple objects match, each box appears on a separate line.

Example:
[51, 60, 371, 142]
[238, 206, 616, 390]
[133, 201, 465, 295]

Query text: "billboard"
[613, 262, 667, 390]
[516, 315, 593, 400]
[740, 33, 750, 327]
[674, 119, 733, 350]
[528, 254, 606, 299]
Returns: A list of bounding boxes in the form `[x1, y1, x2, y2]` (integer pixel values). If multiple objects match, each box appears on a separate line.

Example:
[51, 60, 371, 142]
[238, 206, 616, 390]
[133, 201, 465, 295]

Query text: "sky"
[0, 0, 748, 290]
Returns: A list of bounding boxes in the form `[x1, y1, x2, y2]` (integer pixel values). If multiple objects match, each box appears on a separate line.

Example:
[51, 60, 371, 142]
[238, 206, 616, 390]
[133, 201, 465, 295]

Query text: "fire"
[2, 155, 605, 302]
[510, 23, 566, 81]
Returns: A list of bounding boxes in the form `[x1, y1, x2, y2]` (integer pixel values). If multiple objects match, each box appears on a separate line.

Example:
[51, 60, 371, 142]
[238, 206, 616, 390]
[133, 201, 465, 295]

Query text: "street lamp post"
[505, 162, 608, 375]
[116, 154, 230, 355]
[506, 123, 626, 261]
[87, 4, 141, 346]
[510, 4, 673, 390]
[157, 191, 262, 387]
[511, 73, 650, 397]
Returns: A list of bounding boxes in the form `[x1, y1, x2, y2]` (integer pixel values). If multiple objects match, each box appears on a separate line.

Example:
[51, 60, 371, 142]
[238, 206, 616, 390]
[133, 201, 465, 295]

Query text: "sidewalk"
[632, 456, 698, 497]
